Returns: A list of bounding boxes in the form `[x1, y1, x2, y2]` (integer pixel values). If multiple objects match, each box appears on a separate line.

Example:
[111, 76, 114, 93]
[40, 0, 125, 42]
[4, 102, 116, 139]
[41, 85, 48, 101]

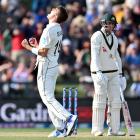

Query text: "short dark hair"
[56, 6, 68, 23]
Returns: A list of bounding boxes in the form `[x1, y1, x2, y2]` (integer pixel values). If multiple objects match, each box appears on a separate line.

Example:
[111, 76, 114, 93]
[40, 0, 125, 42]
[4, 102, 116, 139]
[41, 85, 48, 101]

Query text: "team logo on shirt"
[42, 37, 47, 44]
[102, 47, 107, 52]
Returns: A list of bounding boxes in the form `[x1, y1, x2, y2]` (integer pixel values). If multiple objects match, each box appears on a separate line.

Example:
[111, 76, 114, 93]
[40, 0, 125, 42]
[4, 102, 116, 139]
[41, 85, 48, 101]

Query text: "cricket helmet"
[100, 13, 117, 27]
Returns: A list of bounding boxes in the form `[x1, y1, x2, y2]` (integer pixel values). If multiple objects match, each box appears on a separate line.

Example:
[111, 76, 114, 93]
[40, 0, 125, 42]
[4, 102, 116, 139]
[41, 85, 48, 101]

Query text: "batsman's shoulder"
[91, 31, 103, 43]
[91, 31, 102, 39]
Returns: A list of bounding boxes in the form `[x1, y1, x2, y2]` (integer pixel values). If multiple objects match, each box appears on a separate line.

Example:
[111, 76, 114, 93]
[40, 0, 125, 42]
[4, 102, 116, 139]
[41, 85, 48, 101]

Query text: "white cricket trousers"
[91, 72, 122, 134]
[37, 61, 71, 130]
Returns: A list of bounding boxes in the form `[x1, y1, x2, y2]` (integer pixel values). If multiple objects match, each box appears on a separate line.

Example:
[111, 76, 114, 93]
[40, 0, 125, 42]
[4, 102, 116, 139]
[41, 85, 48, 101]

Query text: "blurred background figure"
[11, 26, 26, 61]
[124, 34, 140, 97]
[0, 55, 13, 96]
[59, 38, 76, 80]
[10, 60, 34, 96]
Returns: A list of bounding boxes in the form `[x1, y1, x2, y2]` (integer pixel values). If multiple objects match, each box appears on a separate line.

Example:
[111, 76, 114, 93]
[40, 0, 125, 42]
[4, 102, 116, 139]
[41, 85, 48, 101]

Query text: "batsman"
[90, 13, 127, 136]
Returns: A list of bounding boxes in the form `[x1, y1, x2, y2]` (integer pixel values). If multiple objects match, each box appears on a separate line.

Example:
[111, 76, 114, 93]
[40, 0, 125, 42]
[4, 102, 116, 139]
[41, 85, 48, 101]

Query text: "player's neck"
[49, 18, 57, 23]
[102, 27, 112, 36]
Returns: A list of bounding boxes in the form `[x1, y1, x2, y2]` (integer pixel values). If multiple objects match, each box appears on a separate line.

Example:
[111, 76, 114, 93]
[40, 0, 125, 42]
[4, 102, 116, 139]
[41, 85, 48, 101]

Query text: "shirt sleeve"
[38, 28, 53, 48]
[115, 41, 122, 74]
[90, 31, 102, 71]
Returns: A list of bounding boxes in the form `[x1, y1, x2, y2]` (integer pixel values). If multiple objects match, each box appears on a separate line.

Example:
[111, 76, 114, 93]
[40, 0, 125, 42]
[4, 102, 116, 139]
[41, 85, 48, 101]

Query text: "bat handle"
[120, 87, 125, 102]
[114, 60, 125, 102]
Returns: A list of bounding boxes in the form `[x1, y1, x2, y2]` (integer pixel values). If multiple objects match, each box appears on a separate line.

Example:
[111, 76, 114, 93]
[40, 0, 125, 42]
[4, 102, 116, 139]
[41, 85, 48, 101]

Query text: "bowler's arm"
[21, 39, 48, 57]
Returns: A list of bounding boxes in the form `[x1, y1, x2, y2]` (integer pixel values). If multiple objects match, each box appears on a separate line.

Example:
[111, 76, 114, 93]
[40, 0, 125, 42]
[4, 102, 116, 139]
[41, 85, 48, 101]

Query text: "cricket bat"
[112, 58, 135, 136]
[120, 87, 135, 136]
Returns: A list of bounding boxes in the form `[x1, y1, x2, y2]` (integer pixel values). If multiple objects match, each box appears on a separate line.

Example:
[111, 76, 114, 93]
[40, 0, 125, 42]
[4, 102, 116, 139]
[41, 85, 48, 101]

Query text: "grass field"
[0, 128, 139, 140]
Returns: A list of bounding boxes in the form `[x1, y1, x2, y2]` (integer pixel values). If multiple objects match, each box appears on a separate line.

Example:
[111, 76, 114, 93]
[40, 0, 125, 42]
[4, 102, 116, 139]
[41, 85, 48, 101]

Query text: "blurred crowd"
[0, 0, 140, 97]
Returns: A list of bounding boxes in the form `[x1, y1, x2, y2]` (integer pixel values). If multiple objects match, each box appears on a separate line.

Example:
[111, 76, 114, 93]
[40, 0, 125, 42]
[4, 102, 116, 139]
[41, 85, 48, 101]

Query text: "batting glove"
[96, 71, 108, 85]
[119, 75, 127, 91]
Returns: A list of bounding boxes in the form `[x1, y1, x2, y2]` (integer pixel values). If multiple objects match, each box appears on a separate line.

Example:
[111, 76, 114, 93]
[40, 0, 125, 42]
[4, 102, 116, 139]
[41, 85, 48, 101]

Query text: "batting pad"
[92, 97, 106, 134]
[110, 103, 121, 134]
[92, 107, 105, 134]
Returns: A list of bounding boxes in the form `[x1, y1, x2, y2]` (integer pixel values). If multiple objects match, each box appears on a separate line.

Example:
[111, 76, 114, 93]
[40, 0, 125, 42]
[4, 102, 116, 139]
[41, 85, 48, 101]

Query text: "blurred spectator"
[115, 24, 127, 59]
[130, 82, 140, 97]
[10, 60, 34, 96]
[13, 4, 28, 24]
[98, 0, 112, 15]
[11, 26, 26, 61]
[75, 39, 91, 76]
[85, 6, 98, 25]
[86, 0, 112, 25]
[31, 0, 50, 13]
[78, 38, 93, 97]
[69, 15, 87, 51]
[34, 8, 48, 26]
[2, 17, 14, 58]
[0, 1, 10, 33]
[113, 5, 124, 24]
[125, 35, 140, 69]
[59, 38, 76, 79]
[0, 30, 4, 55]
[71, 15, 87, 33]
[33, 22, 44, 43]
[86, 0, 97, 15]
[0, 54, 13, 95]
[20, 15, 34, 39]
[0, 0, 19, 13]
[125, 0, 138, 10]
[124, 34, 140, 97]
[133, 1, 140, 15]
[127, 32, 137, 45]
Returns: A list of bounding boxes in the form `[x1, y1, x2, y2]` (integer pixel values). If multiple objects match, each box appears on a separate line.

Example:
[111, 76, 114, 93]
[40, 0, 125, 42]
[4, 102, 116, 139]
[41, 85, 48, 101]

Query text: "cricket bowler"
[21, 6, 77, 138]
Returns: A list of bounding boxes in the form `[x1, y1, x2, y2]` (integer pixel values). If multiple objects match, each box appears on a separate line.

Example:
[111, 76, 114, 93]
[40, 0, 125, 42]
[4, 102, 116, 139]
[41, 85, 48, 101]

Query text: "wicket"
[63, 87, 78, 135]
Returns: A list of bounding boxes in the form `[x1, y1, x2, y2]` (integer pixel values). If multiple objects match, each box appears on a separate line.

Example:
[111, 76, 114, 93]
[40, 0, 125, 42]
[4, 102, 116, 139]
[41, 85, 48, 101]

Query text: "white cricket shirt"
[90, 27, 122, 73]
[37, 22, 63, 68]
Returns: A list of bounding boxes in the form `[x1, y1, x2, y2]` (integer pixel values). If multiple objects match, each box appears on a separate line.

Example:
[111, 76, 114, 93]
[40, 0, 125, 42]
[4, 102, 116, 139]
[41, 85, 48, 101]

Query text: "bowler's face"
[47, 8, 59, 20]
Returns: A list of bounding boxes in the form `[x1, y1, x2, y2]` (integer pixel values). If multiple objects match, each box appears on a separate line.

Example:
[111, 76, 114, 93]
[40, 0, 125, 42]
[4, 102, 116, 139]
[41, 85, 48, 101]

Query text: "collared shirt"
[90, 27, 122, 73]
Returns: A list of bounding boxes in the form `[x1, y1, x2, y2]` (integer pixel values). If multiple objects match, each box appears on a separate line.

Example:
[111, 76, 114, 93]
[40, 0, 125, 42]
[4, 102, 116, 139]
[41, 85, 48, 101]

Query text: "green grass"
[0, 128, 139, 140]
